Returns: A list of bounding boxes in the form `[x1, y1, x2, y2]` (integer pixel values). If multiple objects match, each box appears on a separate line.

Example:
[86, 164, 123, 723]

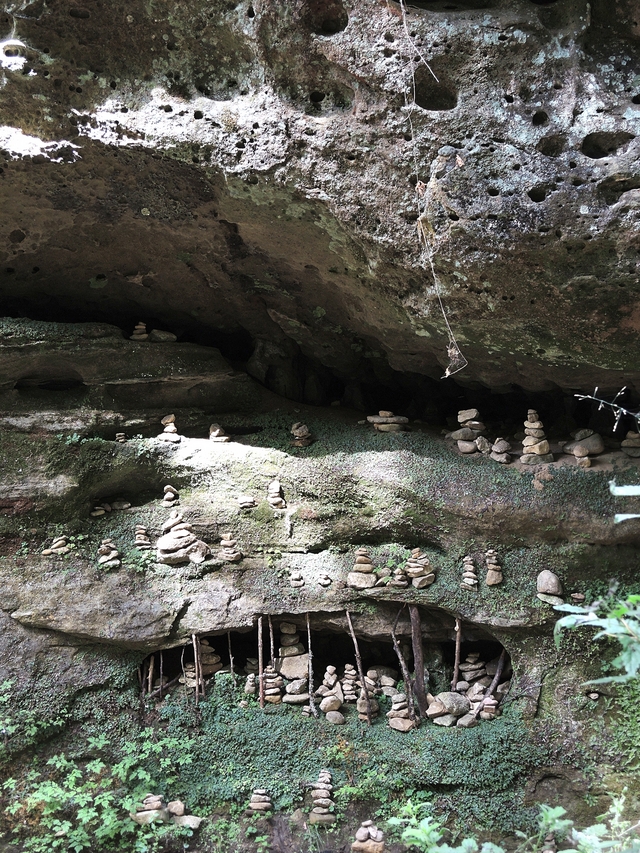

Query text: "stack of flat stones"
[245, 673, 257, 695]
[91, 499, 130, 516]
[179, 662, 199, 690]
[564, 428, 605, 468]
[130, 321, 148, 341]
[405, 548, 436, 588]
[341, 664, 360, 702]
[352, 820, 385, 853]
[387, 692, 416, 732]
[520, 409, 553, 464]
[452, 408, 489, 455]
[134, 525, 151, 550]
[367, 410, 409, 433]
[247, 788, 272, 815]
[219, 532, 242, 562]
[490, 437, 512, 464]
[97, 538, 121, 569]
[318, 571, 332, 587]
[159, 414, 180, 444]
[389, 563, 409, 588]
[130, 795, 202, 830]
[316, 665, 345, 725]
[308, 769, 336, 825]
[371, 667, 399, 697]
[200, 640, 224, 677]
[42, 534, 70, 556]
[263, 665, 284, 703]
[162, 485, 179, 508]
[238, 494, 257, 509]
[460, 555, 478, 591]
[282, 676, 309, 706]
[289, 569, 305, 588]
[209, 423, 230, 442]
[447, 651, 510, 726]
[621, 431, 640, 458]
[485, 549, 502, 586]
[347, 547, 377, 590]
[245, 657, 259, 675]
[279, 622, 305, 658]
[356, 687, 379, 722]
[156, 511, 211, 565]
[267, 479, 286, 508]
[115, 432, 126, 443]
[291, 422, 314, 447]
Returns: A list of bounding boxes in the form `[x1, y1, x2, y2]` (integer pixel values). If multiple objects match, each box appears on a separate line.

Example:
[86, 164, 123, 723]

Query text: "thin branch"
[228, 630, 235, 679]
[258, 615, 265, 709]
[409, 604, 428, 717]
[451, 617, 462, 690]
[391, 605, 416, 722]
[268, 614, 275, 667]
[346, 610, 372, 725]
[307, 613, 318, 718]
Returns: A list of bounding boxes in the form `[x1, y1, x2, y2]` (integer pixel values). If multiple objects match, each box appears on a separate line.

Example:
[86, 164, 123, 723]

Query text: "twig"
[192, 634, 201, 705]
[228, 630, 235, 678]
[391, 606, 416, 722]
[346, 610, 372, 725]
[258, 615, 265, 709]
[575, 386, 637, 432]
[147, 654, 154, 696]
[268, 614, 275, 666]
[473, 648, 507, 718]
[307, 612, 318, 718]
[451, 617, 462, 690]
[147, 674, 181, 700]
[159, 651, 164, 700]
[409, 604, 428, 717]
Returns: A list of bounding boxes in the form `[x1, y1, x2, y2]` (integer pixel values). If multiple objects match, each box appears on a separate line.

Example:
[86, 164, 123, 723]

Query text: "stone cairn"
[247, 788, 272, 815]
[245, 657, 259, 676]
[279, 622, 305, 658]
[180, 643, 224, 691]
[367, 410, 409, 433]
[219, 531, 242, 562]
[564, 428, 605, 468]
[156, 511, 211, 565]
[485, 549, 502, 586]
[308, 769, 336, 826]
[283, 675, 309, 706]
[289, 569, 305, 588]
[372, 667, 399, 697]
[291, 422, 313, 447]
[91, 498, 131, 517]
[316, 665, 345, 725]
[130, 320, 148, 342]
[97, 538, 121, 569]
[267, 478, 286, 509]
[536, 569, 563, 605]
[134, 525, 152, 550]
[387, 692, 416, 732]
[622, 431, 640, 458]
[318, 571, 332, 587]
[115, 432, 126, 443]
[209, 423, 230, 442]
[432, 652, 510, 727]
[159, 413, 180, 444]
[352, 820, 385, 853]
[161, 484, 179, 509]
[460, 555, 478, 591]
[405, 548, 436, 589]
[263, 665, 284, 703]
[42, 534, 69, 556]
[356, 684, 380, 722]
[244, 673, 257, 695]
[347, 547, 377, 590]
[490, 437, 512, 464]
[520, 409, 553, 464]
[130, 794, 202, 829]
[341, 664, 359, 702]
[452, 408, 488, 455]
[238, 494, 257, 509]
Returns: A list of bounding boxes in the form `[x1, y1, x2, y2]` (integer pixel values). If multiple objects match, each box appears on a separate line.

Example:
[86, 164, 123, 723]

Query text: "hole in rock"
[413, 64, 457, 111]
[581, 131, 635, 159]
[69, 7, 90, 18]
[529, 0, 558, 4]
[303, 0, 348, 34]
[309, 91, 325, 104]
[532, 110, 549, 126]
[527, 186, 547, 202]
[633, 95, 640, 104]
[15, 369, 86, 392]
[536, 134, 566, 157]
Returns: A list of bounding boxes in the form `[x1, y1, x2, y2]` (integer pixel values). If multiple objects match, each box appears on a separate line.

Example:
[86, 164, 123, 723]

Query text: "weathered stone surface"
[537, 570, 563, 596]
[435, 692, 471, 718]
[564, 434, 605, 457]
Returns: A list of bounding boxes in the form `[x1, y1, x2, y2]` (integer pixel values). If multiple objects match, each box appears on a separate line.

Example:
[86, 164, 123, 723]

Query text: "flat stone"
[277, 652, 309, 680]
[172, 815, 203, 829]
[309, 812, 336, 825]
[130, 809, 171, 825]
[426, 700, 446, 718]
[374, 423, 406, 432]
[521, 453, 554, 464]
[537, 569, 563, 595]
[285, 678, 308, 694]
[457, 440, 477, 453]
[450, 427, 476, 440]
[485, 569, 503, 586]
[537, 593, 564, 605]
[279, 643, 305, 657]
[282, 692, 310, 704]
[413, 574, 435, 589]
[435, 692, 471, 716]
[352, 563, 374, 573]
[456, 713, 479, 728]
[458, 408, 479, 423]
[432, 713, 458, 727]
[347, 572, 377, 589]
[564, 433, 605, 456]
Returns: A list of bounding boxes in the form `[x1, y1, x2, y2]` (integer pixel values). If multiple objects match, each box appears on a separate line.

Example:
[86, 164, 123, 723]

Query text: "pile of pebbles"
[341, 664, 359, 702]
[356, 687, 380, 722]
[130, 794, 202, 829]
[245, 657, 259, 675]
[308, 769, 336, 826]
[291, 422, 314, 447]
[279, 622, 305, 657]
[134, 525, 152, 550]
[247, 789, 272, 815]
[315, 665, 345, 725]
[115, 432, 126, 443]
[451, 408, 488, 454]
[209, 423, 230, 442]
[42, 534, 70, 556]
[432, 651, 511, 727]
[219, 531, 242, 562]
[90, 499, 131, 517]
[520, 409, 553, 464]
[460, 555, 478, 591]
[367, 410, 409, 433]
[289, 569, 305, 588]
[352, 820, 385, 853]
[386, 692, 416, 732]
[564, 428, 605, 467]
[238, 494, 257, 509]
[130, 321, 148, 342]
[485, 549, 502, 586]
[347, 547, 377, 590]
[156, 511, 211, 565]
[282, 676, 309, 706]
[159, 414, 180, 444]
[490, 437, 512, 464]
[178, 641, 224, 689]
[267, 479, 286, 509]
[318, 572, 332, 587]
[97, 538, 121, 569]
[161, 485, 179, 509]
[404, 548, 436, 588]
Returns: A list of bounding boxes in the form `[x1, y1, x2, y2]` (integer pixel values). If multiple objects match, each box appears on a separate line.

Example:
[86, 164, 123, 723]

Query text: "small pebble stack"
[387, 692, 416, 732]
[238, 494, 257, 509]
[219, 531, 242, 562]
[245, 657, 259, 675]
[267, 478, 286, 508]
[316, 665, 345, 725]
[262, 666, 284, 703]
[341, 664, 359, 702]
[159, 414, 181, 444]
[130, 321, 148, 342]
[289, 569, 305, 588]
[389, 563, 409, 587]
[200, 640, 224, 677]
[318, 572, 332, 587]
[156, 511, 211, 565]
[564, 429, 605, 467]
[244, 673, 256, 694]
[247, 788, 272, 815]
[90, 502, 109, 517]
[130, 794, 202, 829]
[520, 409, 553, 464]
[209, 423, 230, 443]
[347, 547, 377, 590]
[356, 687, 379, 722]
[484, 549, 503, 586]
[536, 569, 564, 605]
[42, 534, 69, 556]
[97, 538, 121, 569]
[367, 410, 409, 433]
[460, 555, 478, 591]
[404, 548, 436, 589]
[452, 408, 487, 454]
[352, 820, 385, 853]
[279, 622, 305, 657]
[490, 437, 512, 464]
[115, 432, 126, 443]
[621, 431, 640, 458]
[291, 422, 314, 447]
[134, 525, 152, 550]
[282, 676, 309, 705]
[308, 769, 336, 825]
[161, 484, 179, 508]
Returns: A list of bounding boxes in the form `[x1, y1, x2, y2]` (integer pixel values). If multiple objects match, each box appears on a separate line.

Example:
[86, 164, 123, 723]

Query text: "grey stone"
[325, 710, 346, 725]
[432, 714, 458, 727]
[435, 692, 471, 717]
[537, 569, 563, 595]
